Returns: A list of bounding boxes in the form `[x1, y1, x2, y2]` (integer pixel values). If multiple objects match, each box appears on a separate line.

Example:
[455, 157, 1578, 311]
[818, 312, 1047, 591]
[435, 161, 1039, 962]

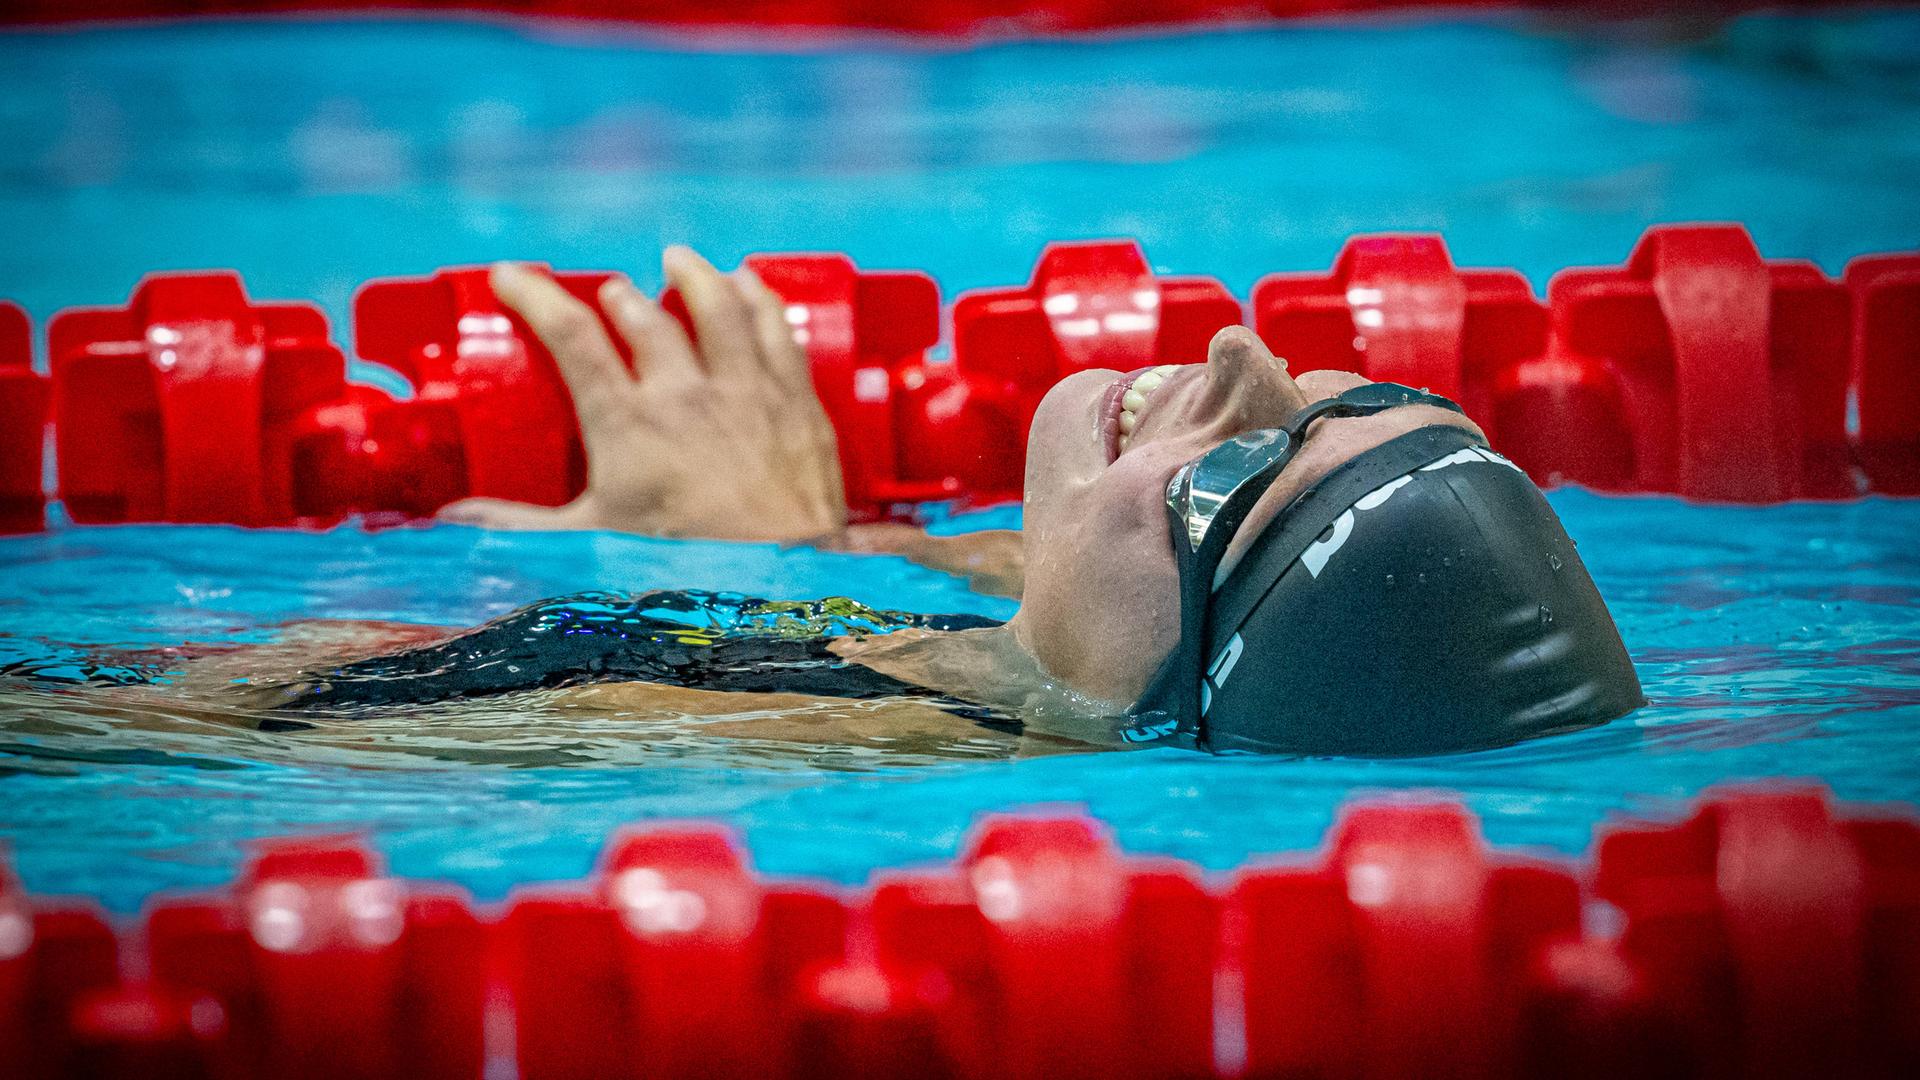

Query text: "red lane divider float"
[939, 239, 1240, 505]
[1596, 788, 1920, 1080]
[1544, 225, 1853, 503]
[7, 222, 1918, 532]
[502, 825, 846, 1080]
[0, 862, 119, 1080]
[47, 272, 349, 527]
[2, 786, 1916, 1079]
[0, 302, 46, 533]
[340, 265, 619, 518]
[1253, 225, 1860, 503]
[1230, 802, 1579, 1080]
[141, 840, 487, 1080]
[1849, 252, 1920, 496]
[868, 815, 1216, 1080]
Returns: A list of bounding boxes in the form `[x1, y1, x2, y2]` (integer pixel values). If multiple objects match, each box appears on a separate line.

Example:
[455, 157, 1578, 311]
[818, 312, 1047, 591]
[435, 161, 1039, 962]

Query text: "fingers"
[734, 264, 839, 482]
[598, 275, 700, 384]
[663, 245, 757, 380]
[491, 263, 629, 421]
[734, 265, 818, 401]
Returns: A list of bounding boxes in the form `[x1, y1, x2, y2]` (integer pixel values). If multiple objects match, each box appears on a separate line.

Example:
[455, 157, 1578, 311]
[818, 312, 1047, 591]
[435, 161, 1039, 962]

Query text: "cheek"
[1014, 460, 1186, 703]
[1021, 370, 1116, 528]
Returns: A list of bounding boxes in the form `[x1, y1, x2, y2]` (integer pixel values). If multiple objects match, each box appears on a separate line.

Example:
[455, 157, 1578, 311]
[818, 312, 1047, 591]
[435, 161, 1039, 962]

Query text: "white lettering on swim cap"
[1473, 446, 1525, 473]
[1303, 446, 1520, 579]
[1420, 447, 1484, 472]
[1352, 474, 1414, 510]
[1302, 474, 1415, 578]
[1301, 511, 1354, 578]
[1200, 633, 1245, 717]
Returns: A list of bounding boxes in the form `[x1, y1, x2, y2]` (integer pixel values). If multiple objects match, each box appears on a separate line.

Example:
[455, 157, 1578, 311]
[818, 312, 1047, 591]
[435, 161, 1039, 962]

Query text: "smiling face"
[1008, 326, 1319, 707]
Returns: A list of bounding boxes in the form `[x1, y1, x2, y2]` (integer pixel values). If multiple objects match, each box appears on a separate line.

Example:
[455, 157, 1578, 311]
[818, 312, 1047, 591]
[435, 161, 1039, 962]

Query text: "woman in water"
[232, 245, 1641, 755]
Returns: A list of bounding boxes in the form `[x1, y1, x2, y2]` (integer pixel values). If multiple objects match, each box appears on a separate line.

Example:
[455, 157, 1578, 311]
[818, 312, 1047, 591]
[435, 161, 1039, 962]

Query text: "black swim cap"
[1123, 389, 1643, 755]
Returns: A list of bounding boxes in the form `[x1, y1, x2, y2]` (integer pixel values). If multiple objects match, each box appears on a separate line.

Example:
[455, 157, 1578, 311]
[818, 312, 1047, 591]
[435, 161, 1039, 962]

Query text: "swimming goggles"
[1123, 381, 1467, 743]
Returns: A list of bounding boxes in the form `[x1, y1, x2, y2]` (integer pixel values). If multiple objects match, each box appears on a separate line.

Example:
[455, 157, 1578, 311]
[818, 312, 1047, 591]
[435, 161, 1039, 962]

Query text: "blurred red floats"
[139, 840, 487, 1080]
[0, 0, 1861, 35]
[867, 815, 1216, 1080]
[1, 859, 119, 1080]
[1848, 253, 1920, 495]
[502, 825, 847, 1080]
[2, 786, 1916, 1079]
[8, 223, 1919, 532]
[1230, 802, 1580, 1080]
[1595, 788, 1920, 1080]
[0, 302, 46, 533]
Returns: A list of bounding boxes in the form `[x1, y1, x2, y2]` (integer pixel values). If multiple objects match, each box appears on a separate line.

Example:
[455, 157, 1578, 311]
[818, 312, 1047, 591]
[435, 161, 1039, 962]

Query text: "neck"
[830, 625, 1125, 742]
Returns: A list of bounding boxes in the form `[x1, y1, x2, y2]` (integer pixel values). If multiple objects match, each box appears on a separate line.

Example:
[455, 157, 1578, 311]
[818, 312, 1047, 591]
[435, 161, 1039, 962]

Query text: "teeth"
[1114, 365, 1185, 456]
[1113, 361, 1182, 453]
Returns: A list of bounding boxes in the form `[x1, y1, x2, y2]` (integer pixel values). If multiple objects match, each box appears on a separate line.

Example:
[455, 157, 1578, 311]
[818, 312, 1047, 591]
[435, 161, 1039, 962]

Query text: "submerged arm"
[834, 524, 1024, 599]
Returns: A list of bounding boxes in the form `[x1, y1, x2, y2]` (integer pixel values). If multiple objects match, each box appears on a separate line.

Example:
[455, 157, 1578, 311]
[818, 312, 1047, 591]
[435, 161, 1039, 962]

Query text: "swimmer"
[224, 244, 1644, 755]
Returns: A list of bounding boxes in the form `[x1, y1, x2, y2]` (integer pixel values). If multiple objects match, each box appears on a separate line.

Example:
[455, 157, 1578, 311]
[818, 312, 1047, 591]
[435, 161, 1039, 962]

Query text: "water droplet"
[1384, 574, 1396, 587]
[1549, 554, 1563, 572]
[1442, 556, 1453, 567]
[1538, 605, 1554, 626]
[1417, 573, 1427, 584]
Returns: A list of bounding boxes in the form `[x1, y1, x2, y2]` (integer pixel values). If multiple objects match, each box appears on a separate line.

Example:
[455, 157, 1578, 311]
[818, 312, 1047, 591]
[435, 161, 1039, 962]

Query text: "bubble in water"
[1549, 553, 1563, 572]
[1384, 574, 1395, 587]
[1442, 556, 1453, 567]
[1538, 604, 1554, 626]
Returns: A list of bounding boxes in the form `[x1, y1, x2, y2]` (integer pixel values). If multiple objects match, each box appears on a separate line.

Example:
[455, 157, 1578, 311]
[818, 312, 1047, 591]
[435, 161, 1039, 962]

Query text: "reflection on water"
[0, 610, 1068, 773]
[0, 682, 1047, 774]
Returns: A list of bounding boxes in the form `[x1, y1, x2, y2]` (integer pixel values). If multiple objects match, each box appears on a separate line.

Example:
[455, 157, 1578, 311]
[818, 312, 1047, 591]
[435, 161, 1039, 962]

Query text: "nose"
[1202, 326, 1309, 419]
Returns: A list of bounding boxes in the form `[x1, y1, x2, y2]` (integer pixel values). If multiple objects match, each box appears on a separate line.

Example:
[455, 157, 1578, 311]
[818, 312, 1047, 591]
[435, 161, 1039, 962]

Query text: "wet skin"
[998, 325, 1483, 708]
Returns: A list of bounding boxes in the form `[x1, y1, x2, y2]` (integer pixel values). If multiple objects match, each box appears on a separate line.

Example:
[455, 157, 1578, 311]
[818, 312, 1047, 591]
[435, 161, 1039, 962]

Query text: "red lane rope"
[3, 784, 1916, 1078]
[5, 224, 1916, 534]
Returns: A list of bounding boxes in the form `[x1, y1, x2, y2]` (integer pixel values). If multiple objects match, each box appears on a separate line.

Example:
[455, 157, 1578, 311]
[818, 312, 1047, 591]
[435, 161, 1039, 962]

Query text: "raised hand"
[438, 246, 848, 543]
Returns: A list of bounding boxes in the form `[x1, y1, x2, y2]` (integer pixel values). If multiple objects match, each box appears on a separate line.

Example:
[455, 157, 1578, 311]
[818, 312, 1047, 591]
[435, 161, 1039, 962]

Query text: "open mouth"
[1101, 364, 1185, 463]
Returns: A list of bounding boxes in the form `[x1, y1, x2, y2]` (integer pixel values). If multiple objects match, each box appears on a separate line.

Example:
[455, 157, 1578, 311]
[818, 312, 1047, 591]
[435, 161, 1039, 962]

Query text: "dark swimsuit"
[258, 590, 1011, 730]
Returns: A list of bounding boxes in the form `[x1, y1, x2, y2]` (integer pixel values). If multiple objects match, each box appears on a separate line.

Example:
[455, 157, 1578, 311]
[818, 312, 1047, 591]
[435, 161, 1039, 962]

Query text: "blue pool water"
[2, 10, 1920, 911]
